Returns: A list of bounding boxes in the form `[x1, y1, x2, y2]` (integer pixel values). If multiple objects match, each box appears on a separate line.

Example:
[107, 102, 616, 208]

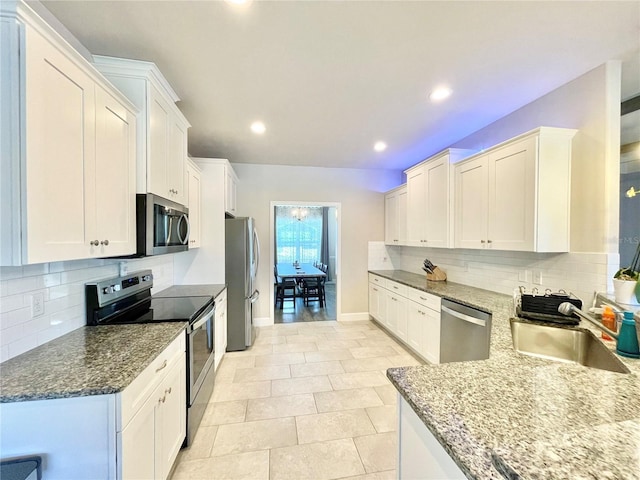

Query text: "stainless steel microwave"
[136, 193, 189, 256]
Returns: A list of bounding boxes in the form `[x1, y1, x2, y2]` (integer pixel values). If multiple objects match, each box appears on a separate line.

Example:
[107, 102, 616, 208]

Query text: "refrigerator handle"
[248, 290, 260, 303]
[253, 228, 261, 279]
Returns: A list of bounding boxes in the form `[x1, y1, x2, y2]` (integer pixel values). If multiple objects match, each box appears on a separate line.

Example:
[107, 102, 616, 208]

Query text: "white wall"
[0, 255, 174, 362]
[232, 163, 401, 321]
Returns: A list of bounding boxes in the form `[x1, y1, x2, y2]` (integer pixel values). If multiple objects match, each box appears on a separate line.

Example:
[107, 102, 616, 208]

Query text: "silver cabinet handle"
[100, 240, 109, 246]
[155, 359, 167, 373]
[165, 387, 172, 395]
[90, 240, 99, 246]
[487, 239, 492, 244]
[480, 240, 486, 244]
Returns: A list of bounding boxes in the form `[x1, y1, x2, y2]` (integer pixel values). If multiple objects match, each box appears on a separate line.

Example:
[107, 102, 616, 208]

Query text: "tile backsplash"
[368, 241, 616, 306]
[0, 256, 174, 362]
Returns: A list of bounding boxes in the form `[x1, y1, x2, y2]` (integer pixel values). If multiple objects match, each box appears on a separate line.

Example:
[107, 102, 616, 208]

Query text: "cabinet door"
[120, 394, 155, 480]
[397, 188, 407, 244]
[24, 25, 95, 263]
[406, 167, 426, 246]
[225, 168, 237, 215]
[187, 163, 201, 248]
[406, 301, 424, 354]
[421, 307, 441, 364]
[169, 119, 187, 204]
[394, 295, 408, 342]
[425, 157, 450, 248]
[368, 283, 381, 320]
[487, 137, 536, 251]
[148, 86, 171, 199]
[384, 290, 399, 334]
[454, 156, 488, 249]
[94, 87, 137, 257]
[384, 192, 398, 245]
[156, 353, 186, 480]
[214, 292, 227, 370]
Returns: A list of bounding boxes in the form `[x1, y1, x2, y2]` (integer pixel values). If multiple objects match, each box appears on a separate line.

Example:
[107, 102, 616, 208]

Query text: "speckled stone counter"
[370, 270, 640, 480]
[0, 323, 186, 403]
[154, 283, 227, 299]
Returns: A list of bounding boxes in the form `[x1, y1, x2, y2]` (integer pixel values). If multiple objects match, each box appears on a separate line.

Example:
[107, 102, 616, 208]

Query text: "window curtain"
[275, 206, 324, 265]
[320, 207, 331, 281]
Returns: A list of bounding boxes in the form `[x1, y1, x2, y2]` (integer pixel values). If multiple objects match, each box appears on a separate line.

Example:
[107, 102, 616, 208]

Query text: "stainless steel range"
[85, 270, 215, 447]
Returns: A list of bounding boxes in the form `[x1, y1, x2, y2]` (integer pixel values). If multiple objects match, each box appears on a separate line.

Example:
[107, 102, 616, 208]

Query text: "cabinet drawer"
[119, 333, 186, 430]
[406, 288, 441, 311]
[368, 274, 387, 289]
[386, 281, 407, 297]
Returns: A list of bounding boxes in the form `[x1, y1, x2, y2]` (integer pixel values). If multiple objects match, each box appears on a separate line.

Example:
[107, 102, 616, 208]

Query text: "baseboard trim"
[254, 316, 273, 327]
[338, 312, 371, 322]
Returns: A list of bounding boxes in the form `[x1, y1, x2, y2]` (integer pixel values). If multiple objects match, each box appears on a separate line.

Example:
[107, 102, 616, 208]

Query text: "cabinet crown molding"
[404, 148, 474, 175]
[92, 54, 181, 104]
[1, 1, 138, 113]
[457, 126, 578, 164]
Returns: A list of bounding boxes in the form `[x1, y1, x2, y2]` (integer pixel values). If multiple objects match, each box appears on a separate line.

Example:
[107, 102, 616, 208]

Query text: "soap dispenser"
[616, 311, 640, 358]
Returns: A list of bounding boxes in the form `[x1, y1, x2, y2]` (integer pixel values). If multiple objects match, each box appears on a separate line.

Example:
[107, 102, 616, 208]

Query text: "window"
[275, 206, 323, 264]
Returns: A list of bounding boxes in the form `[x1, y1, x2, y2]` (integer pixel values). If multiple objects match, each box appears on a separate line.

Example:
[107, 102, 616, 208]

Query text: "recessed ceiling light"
[429, 86, 452, 102]
[225, 0, 250, 5]
[374, 141, 387, 152]
[250, 121, 266, 134]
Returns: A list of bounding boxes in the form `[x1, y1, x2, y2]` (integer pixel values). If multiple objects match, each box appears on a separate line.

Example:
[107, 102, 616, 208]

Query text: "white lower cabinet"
[0, 334, 186, 480]
[385, 290, 407, 342]
[214, 289, 228, 370]
[368, 274, 440, 363]
[119, 334, 186, 480]
[398, 395, 466, 479]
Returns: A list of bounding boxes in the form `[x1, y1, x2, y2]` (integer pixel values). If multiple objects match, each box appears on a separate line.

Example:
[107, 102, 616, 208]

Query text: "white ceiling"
[39, 0, 640, 171]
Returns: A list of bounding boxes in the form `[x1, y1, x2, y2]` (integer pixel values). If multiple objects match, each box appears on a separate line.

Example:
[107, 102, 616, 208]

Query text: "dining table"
[276, 263, 327, 308]
[276, 263, 326, 280]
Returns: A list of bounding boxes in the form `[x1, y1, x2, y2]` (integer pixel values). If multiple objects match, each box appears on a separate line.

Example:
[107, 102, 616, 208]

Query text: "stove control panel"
[86, 270, 154, 308]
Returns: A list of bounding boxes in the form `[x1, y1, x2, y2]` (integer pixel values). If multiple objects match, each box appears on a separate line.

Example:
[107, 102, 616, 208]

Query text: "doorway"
[270, 201, 340, 324]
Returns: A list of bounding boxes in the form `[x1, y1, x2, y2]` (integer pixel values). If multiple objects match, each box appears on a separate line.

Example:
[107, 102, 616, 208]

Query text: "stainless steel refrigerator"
[225, 217, 260, 351]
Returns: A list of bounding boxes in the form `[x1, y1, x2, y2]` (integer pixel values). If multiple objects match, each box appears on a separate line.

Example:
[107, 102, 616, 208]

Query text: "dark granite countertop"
[0, 323, 186, 403]
[369, 270, 640, 480]
[154, 283, 227, 299]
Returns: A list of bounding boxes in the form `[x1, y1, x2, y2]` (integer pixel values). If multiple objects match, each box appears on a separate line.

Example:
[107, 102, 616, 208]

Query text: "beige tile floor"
[171, 320, 423, 480]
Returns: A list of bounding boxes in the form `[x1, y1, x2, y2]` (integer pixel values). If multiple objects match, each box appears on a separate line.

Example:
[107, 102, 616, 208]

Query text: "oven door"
[188, 303, 215, 405]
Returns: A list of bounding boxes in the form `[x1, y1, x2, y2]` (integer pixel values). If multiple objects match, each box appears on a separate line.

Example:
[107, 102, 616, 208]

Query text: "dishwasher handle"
[441, 305, 487, 327]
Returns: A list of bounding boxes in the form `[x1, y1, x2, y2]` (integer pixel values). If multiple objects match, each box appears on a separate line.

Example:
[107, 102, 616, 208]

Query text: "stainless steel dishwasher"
[440, 298, 492, 363]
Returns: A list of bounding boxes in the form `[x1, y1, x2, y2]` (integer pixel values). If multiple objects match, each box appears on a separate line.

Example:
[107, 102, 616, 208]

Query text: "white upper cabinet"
[225, 164, 238, 216]
[454, 127, 577, 252]
[454, 155, 489, 249]
[0, 3, 137, 265]
[404, 149, 471, 248]
[384, 185, 407, 245]
[94, 86, 137, 257]
[185, 159, 202, 249]
[93, 55, 191, 205]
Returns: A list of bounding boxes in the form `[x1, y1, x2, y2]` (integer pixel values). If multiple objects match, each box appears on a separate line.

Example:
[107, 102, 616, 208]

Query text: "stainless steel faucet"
[558, 302, 619, 340]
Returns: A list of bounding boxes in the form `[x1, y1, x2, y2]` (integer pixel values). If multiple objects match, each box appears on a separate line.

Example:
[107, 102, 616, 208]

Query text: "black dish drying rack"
[514, 287, 582, 325]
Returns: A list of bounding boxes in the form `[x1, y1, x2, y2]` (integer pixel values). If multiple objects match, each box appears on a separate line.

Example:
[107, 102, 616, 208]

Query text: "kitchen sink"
[510, 319, 630, 374]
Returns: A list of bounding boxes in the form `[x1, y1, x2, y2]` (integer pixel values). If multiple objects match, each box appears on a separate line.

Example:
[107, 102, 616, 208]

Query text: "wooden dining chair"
[300, 274, 326, 307]
[274, 266, 296, 309]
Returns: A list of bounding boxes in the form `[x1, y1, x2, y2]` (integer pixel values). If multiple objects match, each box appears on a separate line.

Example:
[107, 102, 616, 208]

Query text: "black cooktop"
[147, 296, 213, 323]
